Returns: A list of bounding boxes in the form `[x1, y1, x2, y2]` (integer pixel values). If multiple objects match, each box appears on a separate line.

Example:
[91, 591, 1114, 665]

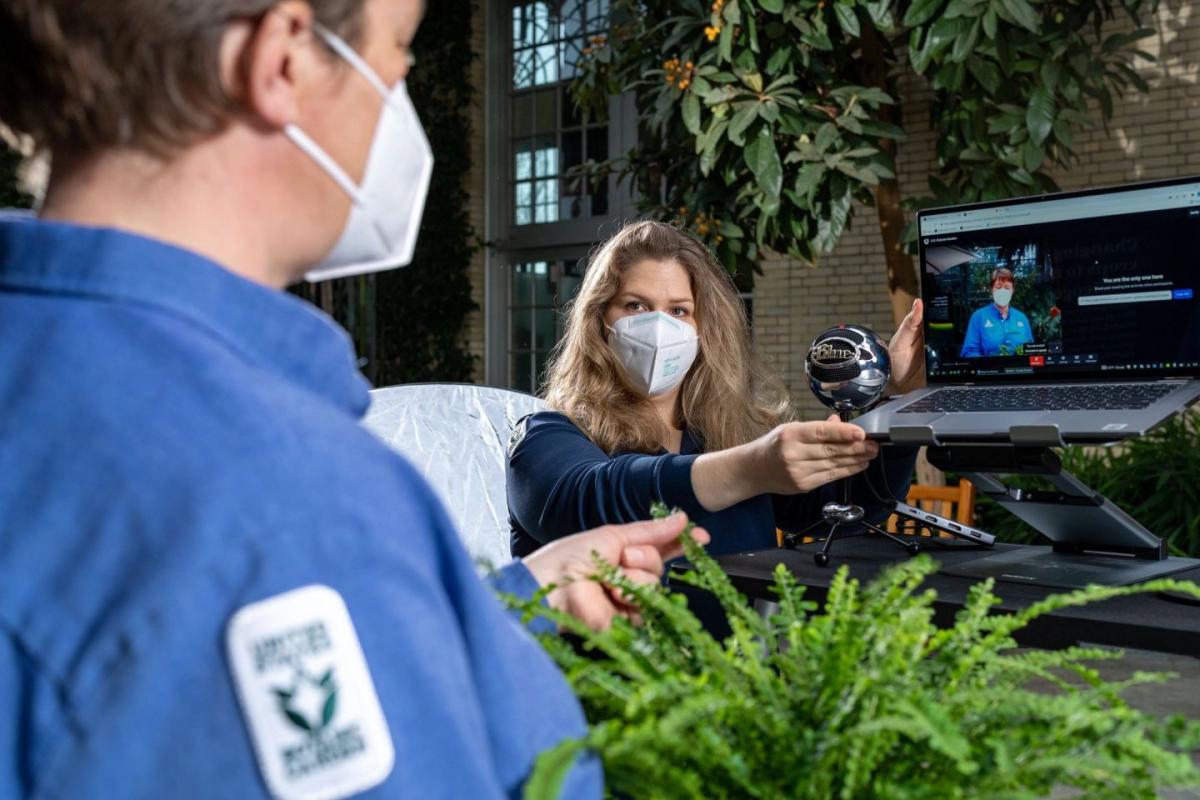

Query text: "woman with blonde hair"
[508, 220, 926, 557]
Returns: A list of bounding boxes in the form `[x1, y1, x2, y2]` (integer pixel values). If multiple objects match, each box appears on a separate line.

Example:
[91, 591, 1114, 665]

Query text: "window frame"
[484, 0, 637, 388]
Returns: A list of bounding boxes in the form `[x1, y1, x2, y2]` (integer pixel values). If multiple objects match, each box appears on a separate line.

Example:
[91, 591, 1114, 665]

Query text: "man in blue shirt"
[960, 267, 1034, 357]
[0, 1, 704, 797]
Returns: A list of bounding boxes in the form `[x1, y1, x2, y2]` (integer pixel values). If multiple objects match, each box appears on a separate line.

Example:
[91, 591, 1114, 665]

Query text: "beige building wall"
[462, 3, 1199, 397]
[756, 2, 1200, 419]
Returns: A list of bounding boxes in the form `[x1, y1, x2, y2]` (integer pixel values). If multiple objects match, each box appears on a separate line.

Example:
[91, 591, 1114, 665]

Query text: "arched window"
[485, 0, 636, 390]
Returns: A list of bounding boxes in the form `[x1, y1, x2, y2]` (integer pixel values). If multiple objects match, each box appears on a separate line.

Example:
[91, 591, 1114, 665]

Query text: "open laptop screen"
[918, 176, 1200, 385]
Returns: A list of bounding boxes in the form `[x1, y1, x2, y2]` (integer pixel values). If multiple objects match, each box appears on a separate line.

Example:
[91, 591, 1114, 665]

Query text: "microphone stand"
[795, 327, 995, 566]
[779, 401, 917, 565]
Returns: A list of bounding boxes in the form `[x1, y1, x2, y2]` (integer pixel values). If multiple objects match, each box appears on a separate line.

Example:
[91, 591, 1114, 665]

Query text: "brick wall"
[756, 2, 1200, 419]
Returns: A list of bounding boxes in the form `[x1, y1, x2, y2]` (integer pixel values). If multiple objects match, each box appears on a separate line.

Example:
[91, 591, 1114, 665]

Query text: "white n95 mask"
[608, 311, 699, 396]
[287, 24, 434, 283]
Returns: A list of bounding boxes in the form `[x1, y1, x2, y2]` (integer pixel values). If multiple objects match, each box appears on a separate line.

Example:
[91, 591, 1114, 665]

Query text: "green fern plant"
[507, 504, 1200, 799]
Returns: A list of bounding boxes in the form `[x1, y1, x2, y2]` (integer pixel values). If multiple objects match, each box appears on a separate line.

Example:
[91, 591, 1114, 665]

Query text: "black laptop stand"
[888, 423, 1200, 588]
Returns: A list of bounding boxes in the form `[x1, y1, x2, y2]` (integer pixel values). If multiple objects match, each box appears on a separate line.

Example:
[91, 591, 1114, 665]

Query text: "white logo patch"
[227, 585, 394, 800]
[984, 319, 994, 328]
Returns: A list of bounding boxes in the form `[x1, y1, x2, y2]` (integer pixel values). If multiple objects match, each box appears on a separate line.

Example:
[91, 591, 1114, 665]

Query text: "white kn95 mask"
[287, 24, 434, 282]
[607, 311, 699, 396]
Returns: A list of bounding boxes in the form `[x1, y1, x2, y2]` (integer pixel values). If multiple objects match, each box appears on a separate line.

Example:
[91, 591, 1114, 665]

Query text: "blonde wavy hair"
[543, 220, 792, 454]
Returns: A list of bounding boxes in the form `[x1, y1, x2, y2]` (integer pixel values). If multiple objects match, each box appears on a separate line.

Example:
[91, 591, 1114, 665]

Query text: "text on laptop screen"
[918, 178, 1200, 383]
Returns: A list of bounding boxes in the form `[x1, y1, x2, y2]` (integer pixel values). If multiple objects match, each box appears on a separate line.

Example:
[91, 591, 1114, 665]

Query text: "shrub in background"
[508, 506, 1200, 800]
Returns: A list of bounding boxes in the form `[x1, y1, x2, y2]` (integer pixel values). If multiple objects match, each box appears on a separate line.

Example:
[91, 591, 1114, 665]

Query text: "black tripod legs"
[814, 523, 840, 567]
[859, 519, 921, 556]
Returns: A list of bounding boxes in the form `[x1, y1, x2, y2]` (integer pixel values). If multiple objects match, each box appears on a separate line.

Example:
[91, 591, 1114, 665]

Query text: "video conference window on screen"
[919, 182, 1200, 381]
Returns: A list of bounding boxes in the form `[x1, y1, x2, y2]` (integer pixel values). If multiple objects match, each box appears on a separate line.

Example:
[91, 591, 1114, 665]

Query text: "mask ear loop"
[311, 22, 394, 98]
[282, 22, 395, 206]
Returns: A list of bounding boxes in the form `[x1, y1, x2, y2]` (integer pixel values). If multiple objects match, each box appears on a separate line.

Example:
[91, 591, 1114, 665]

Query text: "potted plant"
[508, 506, 1200, 799]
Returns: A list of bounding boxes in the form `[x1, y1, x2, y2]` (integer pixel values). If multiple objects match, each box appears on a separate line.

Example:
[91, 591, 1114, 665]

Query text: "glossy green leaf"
[904, 0, 944, 27]
[727, 104, 758, 145]
[834, 3, 861, 37]
[745, 125, 783, 201]
[1025, 86, 1054, 146]
[999, 0, 1041, 32]
[682, 91, 701, 135]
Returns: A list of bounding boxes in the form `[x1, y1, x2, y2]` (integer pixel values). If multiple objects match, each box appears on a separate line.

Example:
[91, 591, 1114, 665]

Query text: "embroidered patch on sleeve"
[227, 585, 394, 800]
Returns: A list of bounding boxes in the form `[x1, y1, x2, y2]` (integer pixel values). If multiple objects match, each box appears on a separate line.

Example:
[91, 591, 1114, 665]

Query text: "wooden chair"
[776, 480, 977, 546]
[887, 480, 977, 536]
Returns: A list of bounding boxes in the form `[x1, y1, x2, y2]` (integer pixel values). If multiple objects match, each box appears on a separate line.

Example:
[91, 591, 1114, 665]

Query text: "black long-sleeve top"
[507, 411, 919, 558]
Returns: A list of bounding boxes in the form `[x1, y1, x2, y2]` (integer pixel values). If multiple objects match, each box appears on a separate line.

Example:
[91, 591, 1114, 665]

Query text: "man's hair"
[0, 1, 365, 158]
[990, 267, 1015, 287]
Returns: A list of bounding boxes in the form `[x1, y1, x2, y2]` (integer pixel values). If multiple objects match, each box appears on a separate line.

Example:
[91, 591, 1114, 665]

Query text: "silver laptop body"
[856, 176, 1200, 445]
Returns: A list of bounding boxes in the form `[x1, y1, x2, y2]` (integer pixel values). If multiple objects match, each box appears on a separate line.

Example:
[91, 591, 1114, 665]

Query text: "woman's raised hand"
[887, 298, 926, 396]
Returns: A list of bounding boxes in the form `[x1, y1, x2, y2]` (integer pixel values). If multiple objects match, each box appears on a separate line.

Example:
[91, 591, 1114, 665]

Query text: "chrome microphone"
[803, 324, 891, 417]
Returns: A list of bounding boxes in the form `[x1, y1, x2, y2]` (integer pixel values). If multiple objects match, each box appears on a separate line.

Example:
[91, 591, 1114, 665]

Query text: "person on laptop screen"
[959, 268, 1034, 357]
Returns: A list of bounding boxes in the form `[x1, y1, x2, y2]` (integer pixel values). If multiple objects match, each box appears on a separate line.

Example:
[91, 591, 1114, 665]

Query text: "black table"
[702, 537, 1200, 657]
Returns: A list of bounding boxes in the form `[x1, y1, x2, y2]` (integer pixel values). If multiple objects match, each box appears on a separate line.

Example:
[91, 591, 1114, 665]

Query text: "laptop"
[855, 176, 1200, 445]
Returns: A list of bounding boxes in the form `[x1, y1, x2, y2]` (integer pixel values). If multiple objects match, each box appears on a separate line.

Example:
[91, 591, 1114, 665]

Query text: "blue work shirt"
[0, 218, 599, 799]
[507, 411, 918, 558]
[959, 303, 1034, 357]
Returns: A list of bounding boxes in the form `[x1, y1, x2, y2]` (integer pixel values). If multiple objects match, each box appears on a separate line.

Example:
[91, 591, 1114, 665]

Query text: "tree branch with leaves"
[574, 0, 1156, 325]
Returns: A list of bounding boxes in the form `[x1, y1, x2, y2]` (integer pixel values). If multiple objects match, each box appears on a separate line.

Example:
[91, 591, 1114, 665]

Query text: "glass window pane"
[591, 178, 609, 216]
[514, 1, 554, 46]
[535, 178, 558, 223]
[533, 308, 557, 350]
[533, 43, 558, 86]
[511, 264, 536, 305]
[586, 0, 609, 31]
[515, 147, 532, 181]
[509, 0, 610, 226]
[512, 87, 557, 138]
[535, 350, 553, 388]
[510, 352, 533, 394]
[561, 0, 583, 39]
[561, 129, 583, 173]
[533, 263, 557, 306]
[586, 126, 608, 162]
[512, 48, 533, 90]
[535, 146, 558, 178]
[561, 185, 581, 220]
[560, 86, 582, 129]
[561, 37, 583, 80]
[514, 181, 532, 226]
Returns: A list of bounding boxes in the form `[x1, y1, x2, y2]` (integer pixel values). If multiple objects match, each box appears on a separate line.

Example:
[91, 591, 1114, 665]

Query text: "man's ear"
[222, 0, 317, 130]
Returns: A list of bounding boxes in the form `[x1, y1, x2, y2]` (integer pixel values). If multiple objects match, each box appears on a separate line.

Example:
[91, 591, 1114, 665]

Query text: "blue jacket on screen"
[0, 218, 599, 799]
[959, 303, 1034, 357]
[507, 411, 918, 558]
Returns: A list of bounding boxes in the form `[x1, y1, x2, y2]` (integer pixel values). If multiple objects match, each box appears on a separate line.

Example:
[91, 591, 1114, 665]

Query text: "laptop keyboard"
[897, 383, 1175, 413]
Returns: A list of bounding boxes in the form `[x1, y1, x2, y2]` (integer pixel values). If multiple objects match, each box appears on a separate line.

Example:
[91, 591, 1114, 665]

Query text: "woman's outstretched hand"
[692, 415, 880, 511]
[522, 512, 710, 631]
[750, 415, 880, 495]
